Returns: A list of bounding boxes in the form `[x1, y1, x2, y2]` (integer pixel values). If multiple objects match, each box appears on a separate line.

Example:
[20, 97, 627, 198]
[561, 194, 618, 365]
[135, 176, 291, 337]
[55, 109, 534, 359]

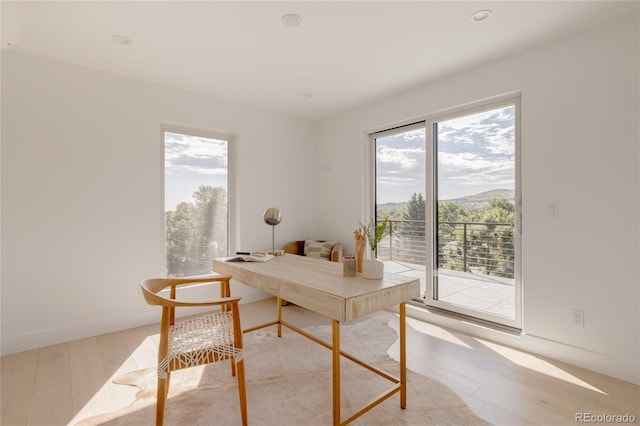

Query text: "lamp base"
[268, 249, 285, 256]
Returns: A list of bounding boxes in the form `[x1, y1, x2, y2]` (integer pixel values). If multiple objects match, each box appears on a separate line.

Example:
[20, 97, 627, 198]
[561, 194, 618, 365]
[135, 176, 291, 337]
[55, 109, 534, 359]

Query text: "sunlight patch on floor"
[474, 338, 608, 395]
[405, 316, 473, 349]
[67, 334, 177, 425]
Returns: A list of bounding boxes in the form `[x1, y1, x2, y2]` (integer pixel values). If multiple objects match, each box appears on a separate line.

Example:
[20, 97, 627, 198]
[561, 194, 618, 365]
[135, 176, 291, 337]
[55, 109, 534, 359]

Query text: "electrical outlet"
[571, 308, 584, 327]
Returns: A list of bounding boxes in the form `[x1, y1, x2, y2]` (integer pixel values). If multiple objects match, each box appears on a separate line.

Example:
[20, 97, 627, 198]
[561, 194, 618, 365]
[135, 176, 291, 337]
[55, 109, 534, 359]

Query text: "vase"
[355, 236, 366, 273]
[361, 250, 384, 279]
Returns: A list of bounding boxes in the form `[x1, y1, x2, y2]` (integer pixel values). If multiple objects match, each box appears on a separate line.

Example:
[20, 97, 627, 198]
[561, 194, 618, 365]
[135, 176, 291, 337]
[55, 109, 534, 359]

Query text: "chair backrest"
[140, 275, 241, 324]
[140, 276, 238, 308]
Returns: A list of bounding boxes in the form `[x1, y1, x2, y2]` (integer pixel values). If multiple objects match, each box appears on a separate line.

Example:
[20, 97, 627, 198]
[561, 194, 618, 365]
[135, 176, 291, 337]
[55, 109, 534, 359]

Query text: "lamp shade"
[263, 208, 282, 226]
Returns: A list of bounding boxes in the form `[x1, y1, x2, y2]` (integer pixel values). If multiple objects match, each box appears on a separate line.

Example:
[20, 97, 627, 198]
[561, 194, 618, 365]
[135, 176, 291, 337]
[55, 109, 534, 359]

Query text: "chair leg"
[156, 375, 167, 426]
[236, 359, 248, 426]
[230, 357, 237, 377]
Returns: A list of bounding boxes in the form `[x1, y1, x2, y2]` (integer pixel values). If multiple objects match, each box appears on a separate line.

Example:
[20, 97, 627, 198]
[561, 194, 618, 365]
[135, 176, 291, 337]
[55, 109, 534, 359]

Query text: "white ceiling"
[2, 1, 638, 121]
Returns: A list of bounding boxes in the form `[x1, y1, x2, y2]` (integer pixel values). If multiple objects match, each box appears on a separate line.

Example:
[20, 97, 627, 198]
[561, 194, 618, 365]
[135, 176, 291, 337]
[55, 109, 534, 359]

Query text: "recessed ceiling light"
[281, 13, 302, 27]
[111, 34, 132, 45]
[471, 9, 492, 23]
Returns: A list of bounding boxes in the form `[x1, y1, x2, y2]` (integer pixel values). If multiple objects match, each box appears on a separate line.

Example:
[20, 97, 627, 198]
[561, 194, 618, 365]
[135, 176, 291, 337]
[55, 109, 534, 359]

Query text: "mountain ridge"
[378, 189, 515, 212]
[448, 189, 515, 207]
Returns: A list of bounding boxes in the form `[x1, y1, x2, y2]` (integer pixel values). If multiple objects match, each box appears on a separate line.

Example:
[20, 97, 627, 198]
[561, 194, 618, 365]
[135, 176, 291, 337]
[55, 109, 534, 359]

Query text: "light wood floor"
[2, 298, 638, 425]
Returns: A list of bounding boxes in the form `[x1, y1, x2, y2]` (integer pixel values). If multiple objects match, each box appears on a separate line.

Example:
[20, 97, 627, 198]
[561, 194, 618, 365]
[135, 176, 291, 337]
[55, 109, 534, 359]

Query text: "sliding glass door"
[371, 98, 521, 329]
[428, 100, 521, 328]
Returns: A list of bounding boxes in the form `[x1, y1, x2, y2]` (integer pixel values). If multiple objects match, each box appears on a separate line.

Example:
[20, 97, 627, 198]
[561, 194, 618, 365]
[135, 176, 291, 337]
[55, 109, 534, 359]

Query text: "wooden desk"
[213, 254, 420, 425]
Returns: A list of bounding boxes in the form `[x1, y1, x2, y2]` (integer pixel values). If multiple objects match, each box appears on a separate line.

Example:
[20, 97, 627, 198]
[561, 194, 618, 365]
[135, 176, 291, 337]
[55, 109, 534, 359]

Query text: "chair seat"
[158, 311, 244, 378]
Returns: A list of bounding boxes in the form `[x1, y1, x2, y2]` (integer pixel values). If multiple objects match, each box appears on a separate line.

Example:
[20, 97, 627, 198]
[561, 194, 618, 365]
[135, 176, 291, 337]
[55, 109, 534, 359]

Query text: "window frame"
[161, 124, 236, 276]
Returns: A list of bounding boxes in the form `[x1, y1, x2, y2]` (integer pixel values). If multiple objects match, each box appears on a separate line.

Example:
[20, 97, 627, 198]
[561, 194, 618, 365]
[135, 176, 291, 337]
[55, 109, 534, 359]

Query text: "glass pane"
[164, 131, 228, 277]
[375, 125, 427, 292]
[435, 105, 516, 319]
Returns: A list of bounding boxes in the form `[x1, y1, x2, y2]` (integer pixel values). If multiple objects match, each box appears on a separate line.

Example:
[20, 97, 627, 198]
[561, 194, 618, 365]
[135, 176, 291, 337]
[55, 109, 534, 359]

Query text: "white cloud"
[164, 132, 229, 210]
[374, 105, 515, 202]
[435, 105, 515, 190]
[165, 133, 227, 175]
[377, 173, 419, 186]
[485, 127, 515, 155]
[403, 128, 425, 141]
[438, 152, 514, 188]
[377, 146, 424, 169]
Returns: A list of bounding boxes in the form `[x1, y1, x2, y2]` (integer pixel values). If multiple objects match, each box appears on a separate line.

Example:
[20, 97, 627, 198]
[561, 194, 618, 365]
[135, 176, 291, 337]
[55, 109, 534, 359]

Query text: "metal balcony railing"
[376, 219, 515, 279]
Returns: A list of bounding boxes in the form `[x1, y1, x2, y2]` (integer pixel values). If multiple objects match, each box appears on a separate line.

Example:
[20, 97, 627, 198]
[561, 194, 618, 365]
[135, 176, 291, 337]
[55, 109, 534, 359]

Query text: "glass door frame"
[425, 96, 522, 329]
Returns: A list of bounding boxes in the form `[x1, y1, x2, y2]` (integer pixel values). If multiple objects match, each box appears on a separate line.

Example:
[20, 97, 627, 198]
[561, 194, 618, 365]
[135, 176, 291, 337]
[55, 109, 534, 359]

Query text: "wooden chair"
[140, 276, 247, 426]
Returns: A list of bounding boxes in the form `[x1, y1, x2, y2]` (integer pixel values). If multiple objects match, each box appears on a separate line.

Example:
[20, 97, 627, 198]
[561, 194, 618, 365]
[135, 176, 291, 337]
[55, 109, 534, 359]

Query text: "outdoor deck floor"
[384, 260, 515, 318]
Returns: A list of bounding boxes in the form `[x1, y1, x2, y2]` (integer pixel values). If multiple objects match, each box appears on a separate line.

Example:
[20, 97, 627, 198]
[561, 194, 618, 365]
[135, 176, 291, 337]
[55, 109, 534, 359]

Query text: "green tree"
[438, 198, 515, 277]
[404, 193, 426, 222]
[436, 201, 468, 269]
[165, 185, 228, 277]
[166, 202, 195, 277]
[468, 198, 514, 224]
[437, 201, 468, 223]
[389, 193, 426, 263]
[466, 198, 514, 277]
[192, 185, 228, 260]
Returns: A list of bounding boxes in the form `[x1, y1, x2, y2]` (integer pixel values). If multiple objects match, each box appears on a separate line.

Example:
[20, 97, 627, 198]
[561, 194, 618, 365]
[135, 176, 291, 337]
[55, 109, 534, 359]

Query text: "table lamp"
[263, 207, 283, 255]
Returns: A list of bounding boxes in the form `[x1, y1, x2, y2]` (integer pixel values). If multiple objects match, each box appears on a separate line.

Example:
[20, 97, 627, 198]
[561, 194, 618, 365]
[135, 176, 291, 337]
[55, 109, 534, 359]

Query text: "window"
[164, 128, 232, 277]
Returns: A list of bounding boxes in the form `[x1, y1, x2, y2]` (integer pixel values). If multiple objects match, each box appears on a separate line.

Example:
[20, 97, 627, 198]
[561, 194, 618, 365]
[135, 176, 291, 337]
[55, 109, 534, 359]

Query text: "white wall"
[316, 14, 639, 384]
[1, 51, 318, 354]
[2, 12, 638, 387]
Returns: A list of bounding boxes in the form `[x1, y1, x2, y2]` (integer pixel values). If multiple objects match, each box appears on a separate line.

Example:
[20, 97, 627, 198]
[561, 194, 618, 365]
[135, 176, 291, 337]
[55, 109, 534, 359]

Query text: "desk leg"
[400, 302, 407, 409]
[332, 320, 340, 426]
[277, 297, 282, 337]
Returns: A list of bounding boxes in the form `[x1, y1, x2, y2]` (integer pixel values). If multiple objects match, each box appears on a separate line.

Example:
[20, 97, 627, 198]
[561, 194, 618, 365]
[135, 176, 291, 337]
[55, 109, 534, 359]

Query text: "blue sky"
[376, 105, 515, 203]
[164, 105, 515, 211]
[376, 128, 426, 203]
[164, 132, 228, 211]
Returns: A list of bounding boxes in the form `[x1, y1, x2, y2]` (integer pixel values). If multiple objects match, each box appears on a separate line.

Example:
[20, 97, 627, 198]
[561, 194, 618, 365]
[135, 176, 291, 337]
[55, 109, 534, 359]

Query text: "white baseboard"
[0, 284, 271, 356]
[403, 304, 639, 386]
